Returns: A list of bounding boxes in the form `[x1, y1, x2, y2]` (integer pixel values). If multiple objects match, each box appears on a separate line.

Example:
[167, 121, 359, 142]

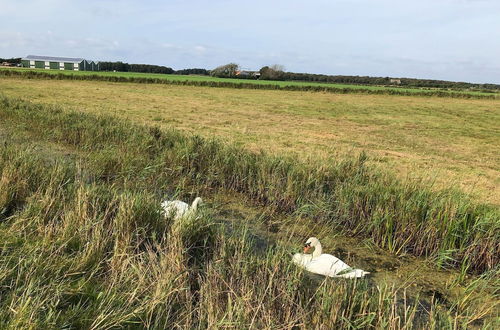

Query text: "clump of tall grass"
[1, 95, 498, 274]
[0, 145, 192, 327]
[0, 146, 74, 222]
[0, 69, 496, 99]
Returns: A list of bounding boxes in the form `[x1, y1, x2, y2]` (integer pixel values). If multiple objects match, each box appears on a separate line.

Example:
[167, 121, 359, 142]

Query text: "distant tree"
[0, 57, 21, 64]
[259, 64, 285, 80]
[270, 64, 285, 72]
[130, 63, 173, 74]
[210, 63, 239, 78]
[99, 61, 173, 74]
[175, 68, 209, 75]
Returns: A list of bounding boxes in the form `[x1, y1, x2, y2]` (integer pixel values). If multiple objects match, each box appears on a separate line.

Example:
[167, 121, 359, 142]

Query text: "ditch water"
[212, 191, 498, 328]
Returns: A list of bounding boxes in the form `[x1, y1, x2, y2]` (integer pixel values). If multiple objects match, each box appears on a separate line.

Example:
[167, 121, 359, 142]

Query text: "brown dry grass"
[1, 77, 498, 203]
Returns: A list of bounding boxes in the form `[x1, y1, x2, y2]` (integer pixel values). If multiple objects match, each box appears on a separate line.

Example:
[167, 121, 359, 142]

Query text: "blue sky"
[1, 0, 499, 83]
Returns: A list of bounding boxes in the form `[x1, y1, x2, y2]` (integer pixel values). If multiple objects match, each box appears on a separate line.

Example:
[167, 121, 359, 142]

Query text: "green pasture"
[2, 66, 496, 96]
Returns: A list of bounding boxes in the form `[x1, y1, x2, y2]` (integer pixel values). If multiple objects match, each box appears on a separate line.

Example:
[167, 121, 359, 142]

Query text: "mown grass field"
[2, 67, 498, 97]
[1, 76, 498, 204]
[1, 95, 498, 328]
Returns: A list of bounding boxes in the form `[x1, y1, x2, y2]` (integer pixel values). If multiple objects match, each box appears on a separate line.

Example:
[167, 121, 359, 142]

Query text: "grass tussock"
[0, 68, 496, 99]
[1, 95, 498, 274]
[0, 146, 496, 328]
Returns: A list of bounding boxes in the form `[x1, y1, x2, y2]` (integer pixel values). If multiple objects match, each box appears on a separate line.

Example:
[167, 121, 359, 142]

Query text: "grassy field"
[0, 76, 498, 204]
[1, 95, 498, 328]
[2, 67, 498, 97]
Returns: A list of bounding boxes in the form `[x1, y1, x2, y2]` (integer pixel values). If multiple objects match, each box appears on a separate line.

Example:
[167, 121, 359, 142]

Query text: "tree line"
[209, 62, 499, 91]
[0, 57, 21, 64]
[175, 68, 209, 75]
[4, 55, 498, 90]
[99, 61, 174, 74]
[2, 69, 495, 100]
[99, 61, 210, 75]
[106, 58, 497, 91]
[271, 72, 500, 91]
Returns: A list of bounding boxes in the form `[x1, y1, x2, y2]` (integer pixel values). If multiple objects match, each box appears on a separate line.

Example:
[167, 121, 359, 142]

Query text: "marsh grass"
[1, 95, 498, 275]
[0, 106, 494, 329]
[1, 146, 496, 328]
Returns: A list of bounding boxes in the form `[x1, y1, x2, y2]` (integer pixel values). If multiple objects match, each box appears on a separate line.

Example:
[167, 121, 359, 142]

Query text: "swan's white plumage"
[161, 197, 202, 220]
[292, 237, 369, 278]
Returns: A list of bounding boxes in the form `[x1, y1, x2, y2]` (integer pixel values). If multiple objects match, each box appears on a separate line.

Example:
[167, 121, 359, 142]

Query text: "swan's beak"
[303, 246, 311, 253]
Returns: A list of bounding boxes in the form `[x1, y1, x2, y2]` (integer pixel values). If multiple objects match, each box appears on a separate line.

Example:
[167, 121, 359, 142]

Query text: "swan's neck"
[312, 242, 322, 258]
[191, 198, 201, 211]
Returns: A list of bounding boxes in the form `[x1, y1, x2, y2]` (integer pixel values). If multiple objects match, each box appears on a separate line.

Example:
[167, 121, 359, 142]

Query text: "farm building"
[21, 55, 99, 71]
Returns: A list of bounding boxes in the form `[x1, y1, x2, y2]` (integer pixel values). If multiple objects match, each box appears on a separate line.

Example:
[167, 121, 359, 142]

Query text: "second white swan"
[292, 237, 369, 278]
[161, 197, 203, 220]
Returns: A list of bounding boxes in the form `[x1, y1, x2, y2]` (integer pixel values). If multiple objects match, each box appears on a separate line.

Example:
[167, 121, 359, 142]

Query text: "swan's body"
[161, 197, 202, 220]
[292, 237, 369, 278]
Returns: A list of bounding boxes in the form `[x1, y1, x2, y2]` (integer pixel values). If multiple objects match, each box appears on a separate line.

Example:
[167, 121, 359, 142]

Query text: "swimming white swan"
[292, 237, 369, 278]
[161, 197, 203, 220]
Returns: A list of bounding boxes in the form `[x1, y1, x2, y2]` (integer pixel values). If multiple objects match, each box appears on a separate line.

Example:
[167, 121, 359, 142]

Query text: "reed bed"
[1, 145, 496, 328]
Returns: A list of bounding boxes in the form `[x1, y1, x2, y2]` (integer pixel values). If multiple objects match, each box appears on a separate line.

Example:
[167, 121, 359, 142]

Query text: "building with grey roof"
[21, 55, 99, 71]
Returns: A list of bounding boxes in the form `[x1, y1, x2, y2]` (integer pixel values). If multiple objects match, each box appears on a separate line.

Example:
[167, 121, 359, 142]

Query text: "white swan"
[292, 237, 369, 278]
[161, 197, 203, 220]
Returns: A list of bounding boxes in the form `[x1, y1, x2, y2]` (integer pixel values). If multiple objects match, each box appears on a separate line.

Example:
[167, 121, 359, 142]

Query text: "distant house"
[235, 70, 261, 78]
[390, 78, 402, 85]
[235, 70, 249, 77]
[21, 55, 99, 71]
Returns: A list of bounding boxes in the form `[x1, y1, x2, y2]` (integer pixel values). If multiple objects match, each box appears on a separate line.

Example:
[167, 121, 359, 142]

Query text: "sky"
[1, 0, 499, 83]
